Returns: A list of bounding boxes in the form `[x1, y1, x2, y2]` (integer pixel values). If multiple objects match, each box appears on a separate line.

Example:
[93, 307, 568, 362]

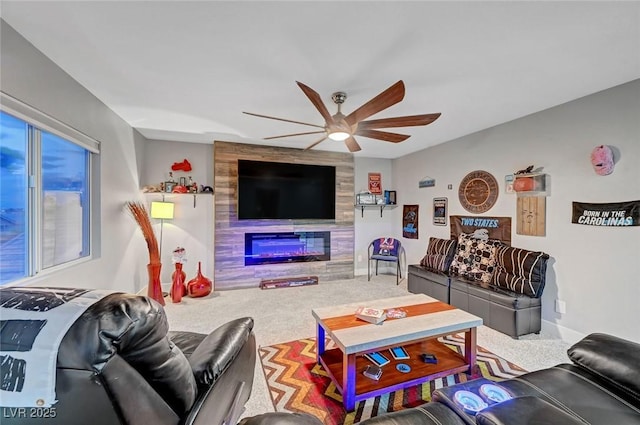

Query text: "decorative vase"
[147, 263, 165, 306]
[172, 266, 187, 287]
[170, 263, 186, 303]
[187, 262, 212, 298]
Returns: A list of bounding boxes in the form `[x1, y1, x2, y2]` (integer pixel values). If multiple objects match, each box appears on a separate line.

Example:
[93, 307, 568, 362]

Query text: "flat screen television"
[237, 160, 336, 220]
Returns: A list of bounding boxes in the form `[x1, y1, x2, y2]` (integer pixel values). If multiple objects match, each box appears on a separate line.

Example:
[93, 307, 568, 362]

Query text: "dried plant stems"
[126, 201, 160, 265]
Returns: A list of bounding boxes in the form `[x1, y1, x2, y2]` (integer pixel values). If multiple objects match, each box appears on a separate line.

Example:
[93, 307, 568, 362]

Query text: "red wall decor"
[368, 172, 382, 194]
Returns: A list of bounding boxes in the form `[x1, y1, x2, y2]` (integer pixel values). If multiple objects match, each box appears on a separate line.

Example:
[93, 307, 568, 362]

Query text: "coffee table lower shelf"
[318, 338, 471, 409]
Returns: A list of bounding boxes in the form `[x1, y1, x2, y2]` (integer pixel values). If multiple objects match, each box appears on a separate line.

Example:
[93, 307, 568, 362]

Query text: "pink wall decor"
[590, 145, 615, 176]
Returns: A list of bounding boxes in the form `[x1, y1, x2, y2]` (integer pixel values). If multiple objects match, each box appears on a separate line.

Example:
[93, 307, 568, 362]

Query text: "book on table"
[355, 306, 386, 324]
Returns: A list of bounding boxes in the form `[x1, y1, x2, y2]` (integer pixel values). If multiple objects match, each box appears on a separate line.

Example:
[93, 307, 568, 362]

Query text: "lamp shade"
[150, 201, 174, 219]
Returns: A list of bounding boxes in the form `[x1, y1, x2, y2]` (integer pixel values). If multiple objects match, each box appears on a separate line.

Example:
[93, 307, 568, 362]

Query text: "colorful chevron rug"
[258, 334, 525, 425]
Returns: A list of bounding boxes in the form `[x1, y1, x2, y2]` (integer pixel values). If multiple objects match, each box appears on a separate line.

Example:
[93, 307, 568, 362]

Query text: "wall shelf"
[143, 191, 213, 207]
[355, 204, 397, 217]
[513, 173, 548, 196]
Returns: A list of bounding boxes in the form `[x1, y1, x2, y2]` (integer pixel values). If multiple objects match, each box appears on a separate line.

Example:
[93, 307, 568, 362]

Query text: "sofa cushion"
[449, 233, 501, 284]
[420, 237, 457, 272]
[491, 245, 549, 297]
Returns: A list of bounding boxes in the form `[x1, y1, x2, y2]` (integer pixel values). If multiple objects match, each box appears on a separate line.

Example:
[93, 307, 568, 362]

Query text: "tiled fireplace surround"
[214, 142, 355, 290]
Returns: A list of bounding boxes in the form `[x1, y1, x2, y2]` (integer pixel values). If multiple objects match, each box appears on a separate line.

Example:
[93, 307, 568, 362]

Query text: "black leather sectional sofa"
[408, 236, 550, 338]
[354, 333, 640, 425]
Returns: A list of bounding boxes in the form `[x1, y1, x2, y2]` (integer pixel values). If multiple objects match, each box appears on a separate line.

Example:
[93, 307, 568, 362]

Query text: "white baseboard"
[355, 266, 404, 277]
[541, 319, 586, 345]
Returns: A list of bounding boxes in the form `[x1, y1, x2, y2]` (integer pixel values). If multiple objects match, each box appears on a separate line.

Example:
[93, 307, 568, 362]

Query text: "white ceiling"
[2, 1, 639, 158]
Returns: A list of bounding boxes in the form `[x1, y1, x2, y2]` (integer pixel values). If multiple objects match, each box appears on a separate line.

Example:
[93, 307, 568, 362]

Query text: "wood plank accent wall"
[214, 141, 355, 289]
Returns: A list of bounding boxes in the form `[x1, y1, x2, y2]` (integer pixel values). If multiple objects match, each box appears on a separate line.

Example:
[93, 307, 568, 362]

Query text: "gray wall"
[1, 21, 147, 293]
[139, 140, 215, 283]
[391, 80, 640, 343]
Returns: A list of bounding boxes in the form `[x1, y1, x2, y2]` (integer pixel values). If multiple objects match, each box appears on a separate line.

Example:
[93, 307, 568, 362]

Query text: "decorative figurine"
[171, 158, 192, 172]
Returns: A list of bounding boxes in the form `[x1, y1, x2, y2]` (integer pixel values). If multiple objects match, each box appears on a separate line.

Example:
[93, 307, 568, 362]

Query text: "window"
[0, 110, 93, 285]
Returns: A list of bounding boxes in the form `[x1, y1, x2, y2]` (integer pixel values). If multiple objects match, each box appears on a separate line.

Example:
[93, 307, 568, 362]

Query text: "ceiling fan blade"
[243, 111, 325, 129]
[358, 113, 442, 130]
[355, 129, 410, 143]
[264, 130, 326, 140]
[304, 135, 328, 151]
[344, 80, 405, 127]
[344, 136, 361, 152]
[296, 81, 335, 125]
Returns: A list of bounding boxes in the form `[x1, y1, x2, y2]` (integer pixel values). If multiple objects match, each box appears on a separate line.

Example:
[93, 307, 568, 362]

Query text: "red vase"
[187, 262, 212, 298]
[172, 266, 187, 287]
[147, 263, 165, 306]
[170, 263, 186, 303]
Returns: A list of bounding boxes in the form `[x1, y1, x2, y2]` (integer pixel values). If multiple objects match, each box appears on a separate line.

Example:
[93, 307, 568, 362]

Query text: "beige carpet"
[162, 274, 571, 420]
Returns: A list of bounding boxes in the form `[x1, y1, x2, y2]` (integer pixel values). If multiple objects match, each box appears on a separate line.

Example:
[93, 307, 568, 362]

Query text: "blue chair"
[368, 237, 404, 285]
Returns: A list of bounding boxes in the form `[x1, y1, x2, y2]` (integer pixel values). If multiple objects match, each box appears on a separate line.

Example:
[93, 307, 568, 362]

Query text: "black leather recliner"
[0, 291, 256, 425]
[242, 333, 640, 425]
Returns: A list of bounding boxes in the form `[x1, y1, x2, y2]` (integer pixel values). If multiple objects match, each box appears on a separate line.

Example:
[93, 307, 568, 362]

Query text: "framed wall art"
[164, 181, 176, 193]
[402, 205, 419, 239]
[433, 197, 447, 226]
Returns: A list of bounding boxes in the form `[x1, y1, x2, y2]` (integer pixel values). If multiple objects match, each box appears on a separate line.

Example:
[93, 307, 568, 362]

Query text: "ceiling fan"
[243, 80, 441, 153]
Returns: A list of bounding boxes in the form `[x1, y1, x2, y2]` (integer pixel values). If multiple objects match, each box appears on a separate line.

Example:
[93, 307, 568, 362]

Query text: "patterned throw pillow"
[492, 245, 550, 297]
[419, 237, 457, 272]
[449, 233, 501, 284]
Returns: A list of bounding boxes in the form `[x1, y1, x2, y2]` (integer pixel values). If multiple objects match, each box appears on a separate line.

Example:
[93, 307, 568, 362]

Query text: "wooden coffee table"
[311, 294, 482, 411]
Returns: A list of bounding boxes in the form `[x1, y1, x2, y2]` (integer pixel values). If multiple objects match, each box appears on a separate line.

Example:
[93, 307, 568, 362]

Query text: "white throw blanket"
[0, 287, 116, 407]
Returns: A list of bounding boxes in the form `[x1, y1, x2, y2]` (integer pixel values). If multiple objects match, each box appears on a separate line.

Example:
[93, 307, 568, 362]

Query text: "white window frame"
[1, 92, 100, 285]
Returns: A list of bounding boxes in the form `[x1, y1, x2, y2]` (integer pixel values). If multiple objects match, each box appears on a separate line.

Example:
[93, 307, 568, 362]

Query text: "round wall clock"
[458, 170, 499, 214]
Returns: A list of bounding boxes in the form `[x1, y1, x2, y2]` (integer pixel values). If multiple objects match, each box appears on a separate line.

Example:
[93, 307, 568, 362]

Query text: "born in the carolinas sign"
[572, 200, 640, 227]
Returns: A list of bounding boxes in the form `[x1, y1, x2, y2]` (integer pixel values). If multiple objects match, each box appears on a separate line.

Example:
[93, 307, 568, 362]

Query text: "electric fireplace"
[244, 231, 331, 266]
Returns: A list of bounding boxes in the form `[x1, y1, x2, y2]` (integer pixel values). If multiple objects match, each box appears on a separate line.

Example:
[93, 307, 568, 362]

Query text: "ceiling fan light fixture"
[328, 131, 350, 141]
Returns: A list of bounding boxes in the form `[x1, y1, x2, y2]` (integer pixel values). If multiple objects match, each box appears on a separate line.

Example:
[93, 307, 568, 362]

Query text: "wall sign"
[419, 176, 435, 188]
[572, 200, 640, 226]
[368, 172, 382, 194]
[458, 170, 499, 214]
[433, 197, 447, 226]
[402, 205, 419, 239]
[450, 215, 512, 245]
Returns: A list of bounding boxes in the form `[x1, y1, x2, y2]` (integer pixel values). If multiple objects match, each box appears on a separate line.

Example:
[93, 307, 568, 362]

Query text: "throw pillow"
[492, 245, 550, 297]
[420, 237, 457, 272]
[449, 233, 501, 284]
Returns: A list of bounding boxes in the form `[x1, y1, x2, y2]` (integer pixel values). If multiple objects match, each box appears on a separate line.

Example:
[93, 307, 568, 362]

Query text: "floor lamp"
[150, 200, 175, 264]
